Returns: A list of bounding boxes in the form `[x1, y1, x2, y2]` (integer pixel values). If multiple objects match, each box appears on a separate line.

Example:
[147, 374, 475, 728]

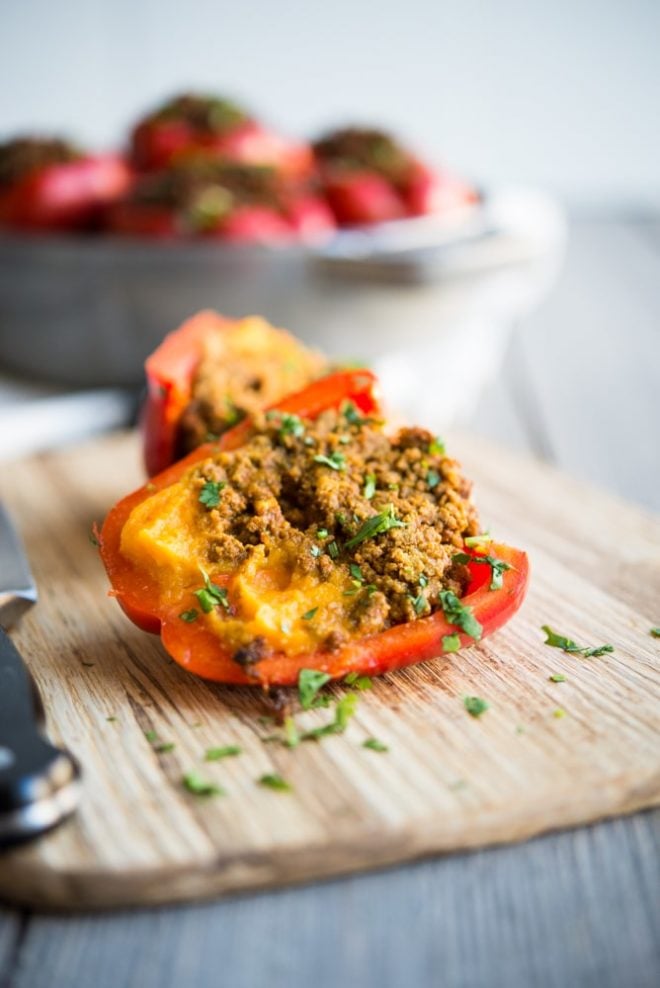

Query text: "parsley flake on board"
[541, 626, 614, 657]
[549, 673, 566, 683]
[344, 672, 372, 690]
[298, 668, 332, 709]
[363, 738, 389, 752]
[194, 574, 230, 614]
[182, 772, 224, 797]
[313, 451, 346, 471]
[300, 692, 358, 741]
[463, 695, 489, 718]
[428, 436, 446, 456]
[259, 773, 293, 792]
[452, 552, 513, 591]
[199, 480, 225, 509]
[552, 708, 566, 719]
[205, 745, 241, 761]
[650, 628, 660, 638]
[345, 505, 406, 550]
[438, 591, 483, 641]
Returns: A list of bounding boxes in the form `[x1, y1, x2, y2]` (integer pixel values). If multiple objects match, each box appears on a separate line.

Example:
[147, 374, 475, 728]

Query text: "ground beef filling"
[0, 138, 80, 188]
[177, 321, 326, 456]
[189, 404, 478, 656]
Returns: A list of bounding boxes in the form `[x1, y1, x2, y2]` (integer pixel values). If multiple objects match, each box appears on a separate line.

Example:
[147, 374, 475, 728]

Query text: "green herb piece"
[442, 633, 461, 653]
[650, 628, 660, 638]
[302, 607, 318, 621]
[316, 528, 328, 539]
[106, 716, 117, 722]
[199, 480, 225, 509]
[426, 469, 440, 490]
[448, 779, 467, 791]
[464, 532, 492, 548]
[278, 412, 305, 440]
[409, 593, 428, 616]
[258, 773, 292, 792]
[541, 626, 614, 658]
[552, 708, 566, 719]
[283, 715, 300, 748]
[194, 575, 230, 614]
[418, 574, 428, 588]
[310, 544, 322, 558]
[344, 671, 359, 685]
[345, 504, 406, 550]
[155, 742, 176, 754]
[298, 668, 332, 710]
[144, 730, 158, 742]
[345, 672, 373, 690]
[438, 590, 483, 641]
[463, 695, 489, 718]
[363, 738, 389, 752]
[182, 772, 224, 797]
[300, 691, 358, 740]
[363, 474, 377, 499]
[342, 401, 368, 426]
[428, 436, 446, 456]
[549, 673, 566, 683]
[327, 540, 340, 559]
[179, 608, 199, 623]
[81, 661, 95, 668]
[205, 745, 241, 761]
[515, 725, 525, 735]
[313, 451, 346, 471]
[349, 563, 364, 582]
[452, 552, 513, 591]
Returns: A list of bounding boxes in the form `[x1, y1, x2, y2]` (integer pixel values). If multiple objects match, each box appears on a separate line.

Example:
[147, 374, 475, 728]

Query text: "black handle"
[0, 627, 80, 848]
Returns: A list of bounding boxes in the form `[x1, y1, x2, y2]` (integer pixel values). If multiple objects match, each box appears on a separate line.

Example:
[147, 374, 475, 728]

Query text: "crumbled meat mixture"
[313, 128, 413, 185]
[190, 404, 478, 642]
[150, 93, 248, 133]
[0, 138, 80, 188]
[177, 321, 326, 455]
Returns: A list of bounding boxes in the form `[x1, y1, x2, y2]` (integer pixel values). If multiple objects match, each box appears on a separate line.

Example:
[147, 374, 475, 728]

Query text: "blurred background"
[0, 0, 658, 507]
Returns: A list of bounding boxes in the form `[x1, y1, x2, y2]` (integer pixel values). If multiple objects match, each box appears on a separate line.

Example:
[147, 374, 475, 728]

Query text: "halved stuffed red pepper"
[100, 369, 528, 687]
[106, 157, 334, 243]
[312, 126, 478, 226]
[130, 92, 313, 181]
[141, 310, 329, 477]
[0, 137, 132, 232]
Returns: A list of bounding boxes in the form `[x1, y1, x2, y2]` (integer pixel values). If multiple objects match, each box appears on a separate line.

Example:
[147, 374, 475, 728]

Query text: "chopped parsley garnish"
[345, 504, 406, 550]
[194, 574, 230, 614]
[426, 469, 440, 490]
[205, 745, 241, 761]
[428, 436, 446, 456]
[452, 552, 513, 591]
[442, 633, 461, 653]
[284, 715, 299, 748]
[344, 672, 372, 690]
[316, 528, 328, 539]
[156, 742, 176, 754]
[418, 574, 428, 588]
[302, 607, 318, 621]
[438, 590, 483, 641]
[300, 692, 358, 741]
[363, 474, 376, 499]
[342, 401, 369, 426]
[327, 540, 340, 559]
[310, 544, 322, 558]
[277, 412, 305, 440]
[106, 716, 117, 722]
[313, 451, 346, 471]
[650, 628, 660, 638]
[463, 695, 489, 718]
[298, 668, 332, 709]
[363, 738, 389, 752]
[179, 608, 199, 623]
[199, 480, 225, 509]
[465, 532, 492, 548]
[552, 708, 566, 719]
[182, 772, 224, 797]
[349, 563, 364, 582]
[144, 730, 158, 742]
[258, 773, 292, 792]
[541, 626, 614, 657]
[409, 593, 428, 615]
[548, 673, 566, 683]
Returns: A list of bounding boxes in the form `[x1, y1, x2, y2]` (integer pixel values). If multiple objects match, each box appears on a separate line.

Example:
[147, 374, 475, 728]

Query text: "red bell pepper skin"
[141, 310, 234, 477]
[0, 154, 132, 232]
[100, 369, 528, 687]
[322, 171, 407, 226]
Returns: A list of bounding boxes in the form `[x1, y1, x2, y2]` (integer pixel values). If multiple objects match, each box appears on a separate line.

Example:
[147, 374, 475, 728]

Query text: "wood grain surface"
[1, 429, 659, 911]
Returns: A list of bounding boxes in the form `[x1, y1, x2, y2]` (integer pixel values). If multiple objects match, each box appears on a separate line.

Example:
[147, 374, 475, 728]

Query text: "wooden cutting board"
[1, 431, 659, 911]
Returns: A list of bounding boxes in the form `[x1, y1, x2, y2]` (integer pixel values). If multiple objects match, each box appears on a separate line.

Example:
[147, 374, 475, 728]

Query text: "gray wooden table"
[1, 218, 658, 988]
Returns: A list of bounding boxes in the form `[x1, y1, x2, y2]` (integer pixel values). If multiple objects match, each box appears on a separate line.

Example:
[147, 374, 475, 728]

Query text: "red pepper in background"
[0, 137, 132, 232]
[100, 367, 528, 686]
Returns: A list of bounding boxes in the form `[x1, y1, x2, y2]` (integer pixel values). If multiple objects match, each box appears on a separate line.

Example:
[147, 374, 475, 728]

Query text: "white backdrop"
[2, 0, 659, 208]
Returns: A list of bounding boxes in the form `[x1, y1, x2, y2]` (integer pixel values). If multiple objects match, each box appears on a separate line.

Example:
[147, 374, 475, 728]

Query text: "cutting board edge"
[3, 784, 659, 912]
